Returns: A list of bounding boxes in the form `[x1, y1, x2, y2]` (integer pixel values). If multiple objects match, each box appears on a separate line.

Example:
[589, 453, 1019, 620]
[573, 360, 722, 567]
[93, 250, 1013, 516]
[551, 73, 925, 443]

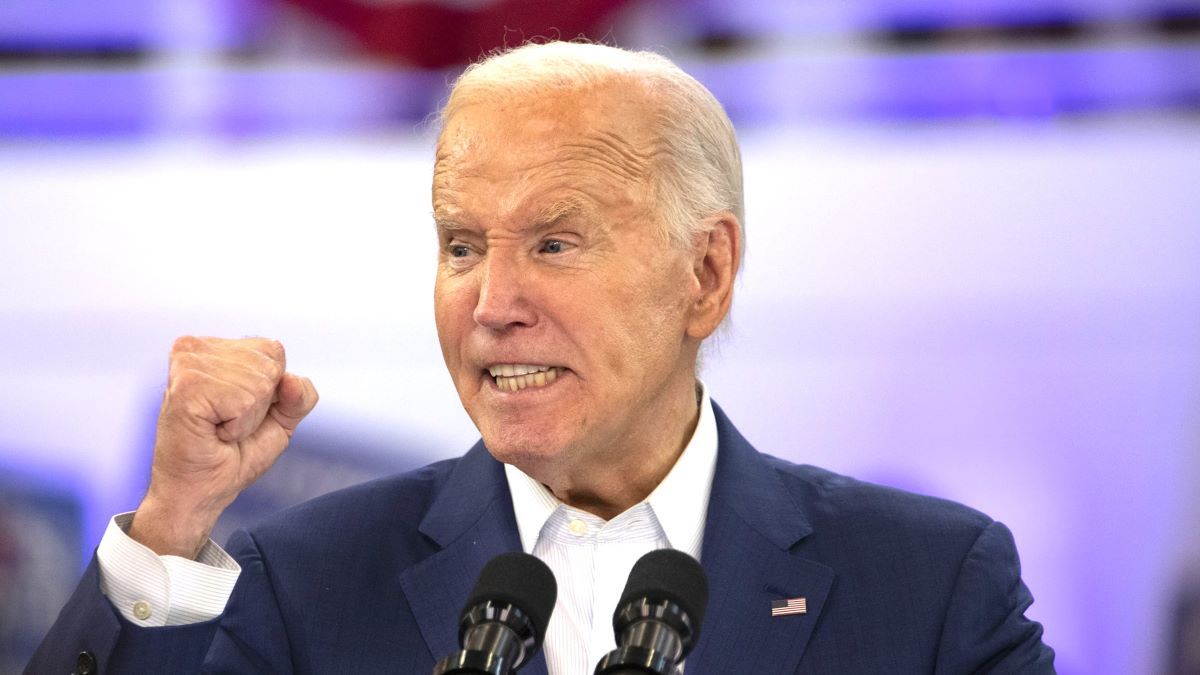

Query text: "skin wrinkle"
[439, 156, 637, 205]
[556, 134, 678, 247]
[433, 98, 661, 214]
[559, 130, 660, 183]
[553, 147, 646, 185]
[436, 159, 619, 211]
[434, 191, 607, 245]
[442, 219, 619, 281]
[436, 169, 638, 240]
[442, 67, 739, 248]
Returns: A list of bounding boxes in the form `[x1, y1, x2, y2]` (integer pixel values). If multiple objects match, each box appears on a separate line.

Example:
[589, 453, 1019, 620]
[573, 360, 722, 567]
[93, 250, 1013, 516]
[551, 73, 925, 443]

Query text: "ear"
[686, 213, 741, 340]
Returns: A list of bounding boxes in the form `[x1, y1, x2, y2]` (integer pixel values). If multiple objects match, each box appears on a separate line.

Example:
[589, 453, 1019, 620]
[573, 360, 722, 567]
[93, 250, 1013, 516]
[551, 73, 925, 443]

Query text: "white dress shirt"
[505, 384, 718, 674]
[97, 512, 240, 626]
[95, 385, 719, 675]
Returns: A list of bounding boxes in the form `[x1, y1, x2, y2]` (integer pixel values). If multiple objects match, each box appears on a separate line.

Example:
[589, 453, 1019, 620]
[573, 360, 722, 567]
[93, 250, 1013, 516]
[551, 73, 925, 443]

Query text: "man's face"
[432, 84, 701, 479]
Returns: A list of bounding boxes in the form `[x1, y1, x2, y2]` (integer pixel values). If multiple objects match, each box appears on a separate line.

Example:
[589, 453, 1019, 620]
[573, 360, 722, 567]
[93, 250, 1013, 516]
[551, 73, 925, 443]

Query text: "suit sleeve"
[24, 529, 294, 674]
[934, 520, 1056, 674]
[23, 556, 220, 674]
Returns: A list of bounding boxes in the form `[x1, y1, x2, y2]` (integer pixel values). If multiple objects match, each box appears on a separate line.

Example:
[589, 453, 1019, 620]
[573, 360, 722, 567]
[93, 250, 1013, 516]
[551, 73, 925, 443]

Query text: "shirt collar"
[504, 382, 719, 560]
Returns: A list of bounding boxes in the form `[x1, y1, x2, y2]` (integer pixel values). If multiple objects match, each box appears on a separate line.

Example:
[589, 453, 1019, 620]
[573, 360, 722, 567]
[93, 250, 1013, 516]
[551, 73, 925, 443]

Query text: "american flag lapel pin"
[770, 597, 808, 617]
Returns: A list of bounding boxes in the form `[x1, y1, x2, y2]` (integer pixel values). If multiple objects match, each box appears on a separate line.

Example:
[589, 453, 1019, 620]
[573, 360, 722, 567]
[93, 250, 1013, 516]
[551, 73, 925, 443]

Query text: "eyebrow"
[433, 216, 463, 235]
[531, 199, 586, 230]
[433, 198, 589, 236]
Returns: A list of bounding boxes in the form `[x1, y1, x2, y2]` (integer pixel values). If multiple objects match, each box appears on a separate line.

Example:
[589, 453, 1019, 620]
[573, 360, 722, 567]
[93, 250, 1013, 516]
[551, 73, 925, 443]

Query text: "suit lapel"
[688, 403, 834, 674]
[397, 443, 549, 675]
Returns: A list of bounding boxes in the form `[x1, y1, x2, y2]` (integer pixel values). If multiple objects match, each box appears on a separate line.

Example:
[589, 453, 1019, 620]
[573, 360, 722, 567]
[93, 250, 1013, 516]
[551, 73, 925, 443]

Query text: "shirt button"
[568, 519, 588, 536]
[132, 600, 152, 620]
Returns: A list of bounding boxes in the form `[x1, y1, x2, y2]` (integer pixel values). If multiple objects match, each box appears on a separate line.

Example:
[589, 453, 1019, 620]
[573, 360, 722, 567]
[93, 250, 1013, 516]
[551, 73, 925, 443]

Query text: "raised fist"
[129, 336, 318, 558]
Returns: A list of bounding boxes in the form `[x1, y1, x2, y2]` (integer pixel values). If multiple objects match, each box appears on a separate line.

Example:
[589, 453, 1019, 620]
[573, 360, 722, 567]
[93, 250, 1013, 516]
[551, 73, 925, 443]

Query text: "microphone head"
[615, 549, 709, 641]
[463, 552, 558, 650]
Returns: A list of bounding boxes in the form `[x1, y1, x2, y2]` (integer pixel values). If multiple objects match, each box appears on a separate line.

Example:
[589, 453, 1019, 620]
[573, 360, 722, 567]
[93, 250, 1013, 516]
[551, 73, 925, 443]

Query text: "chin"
[481, 430, 562, 463]
[478, 422, 574, 470]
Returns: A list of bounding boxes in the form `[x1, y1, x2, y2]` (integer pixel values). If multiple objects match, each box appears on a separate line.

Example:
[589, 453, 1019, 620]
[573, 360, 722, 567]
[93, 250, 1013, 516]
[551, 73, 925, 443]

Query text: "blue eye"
[541, 240, 564, 254]
[449, 244, 470, 258]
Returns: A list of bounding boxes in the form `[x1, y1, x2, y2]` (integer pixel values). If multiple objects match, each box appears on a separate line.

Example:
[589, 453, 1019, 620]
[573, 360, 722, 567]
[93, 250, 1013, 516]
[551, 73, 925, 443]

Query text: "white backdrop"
[2, 118, 1198, 673]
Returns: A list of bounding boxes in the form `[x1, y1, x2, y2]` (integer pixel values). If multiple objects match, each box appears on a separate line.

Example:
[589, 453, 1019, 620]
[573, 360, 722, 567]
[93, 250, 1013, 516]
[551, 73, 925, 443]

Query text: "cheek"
[627, 252, 693, 319]
[433, 279, 473, 366]
[594, 268, 691, 372]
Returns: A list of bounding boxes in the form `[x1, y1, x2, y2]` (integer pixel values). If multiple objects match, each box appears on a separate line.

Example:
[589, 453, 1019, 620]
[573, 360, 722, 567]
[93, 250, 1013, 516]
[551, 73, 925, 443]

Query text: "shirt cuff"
[96, 512, 241, 626]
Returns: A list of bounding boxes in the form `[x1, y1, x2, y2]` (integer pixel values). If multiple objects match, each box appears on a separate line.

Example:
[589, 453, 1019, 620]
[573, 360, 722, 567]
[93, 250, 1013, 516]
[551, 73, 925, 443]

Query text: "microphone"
[594, 549, 709, 675]
[433, 552, 557, 675]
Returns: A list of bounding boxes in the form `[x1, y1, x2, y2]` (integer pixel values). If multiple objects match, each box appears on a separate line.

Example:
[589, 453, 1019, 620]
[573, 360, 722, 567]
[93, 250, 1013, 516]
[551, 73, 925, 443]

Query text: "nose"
[473, 251, 537, 330]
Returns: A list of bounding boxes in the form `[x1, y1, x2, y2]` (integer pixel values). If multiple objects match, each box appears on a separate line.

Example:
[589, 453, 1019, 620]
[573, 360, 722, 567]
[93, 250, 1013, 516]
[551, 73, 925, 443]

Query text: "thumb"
[270, 373, 319, 434]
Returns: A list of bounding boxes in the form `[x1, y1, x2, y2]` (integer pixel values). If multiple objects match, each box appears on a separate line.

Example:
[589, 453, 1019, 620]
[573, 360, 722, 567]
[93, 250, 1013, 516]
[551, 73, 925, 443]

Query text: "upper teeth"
[488, 364, 553, 377]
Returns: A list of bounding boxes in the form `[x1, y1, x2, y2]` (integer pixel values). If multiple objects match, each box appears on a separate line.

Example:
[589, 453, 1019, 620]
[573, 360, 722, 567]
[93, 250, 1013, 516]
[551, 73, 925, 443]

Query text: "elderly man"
[28, 42, 1053, 674]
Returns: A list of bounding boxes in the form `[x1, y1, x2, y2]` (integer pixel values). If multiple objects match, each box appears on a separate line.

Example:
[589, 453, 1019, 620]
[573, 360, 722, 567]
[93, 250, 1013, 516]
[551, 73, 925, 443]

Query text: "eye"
[539, 239, 566, 254]
[449, 244, 471, 258]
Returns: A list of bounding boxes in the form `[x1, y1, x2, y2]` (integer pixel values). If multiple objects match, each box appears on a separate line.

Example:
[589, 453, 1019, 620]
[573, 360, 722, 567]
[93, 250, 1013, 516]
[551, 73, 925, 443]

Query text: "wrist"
[130, 494, 225, 559]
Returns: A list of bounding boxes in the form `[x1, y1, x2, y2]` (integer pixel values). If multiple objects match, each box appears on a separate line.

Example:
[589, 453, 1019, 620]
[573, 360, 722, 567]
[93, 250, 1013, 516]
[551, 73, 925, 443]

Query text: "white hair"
[438, 41, 744, 263]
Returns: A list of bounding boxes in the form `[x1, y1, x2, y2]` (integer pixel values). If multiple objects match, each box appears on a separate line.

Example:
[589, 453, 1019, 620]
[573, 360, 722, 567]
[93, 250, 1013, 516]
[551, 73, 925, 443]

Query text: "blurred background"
[1, 0, 1199, 672]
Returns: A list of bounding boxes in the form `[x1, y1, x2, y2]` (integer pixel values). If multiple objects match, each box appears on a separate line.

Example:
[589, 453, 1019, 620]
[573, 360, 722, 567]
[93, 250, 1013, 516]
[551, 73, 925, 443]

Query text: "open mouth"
[487, 364, 564, 392]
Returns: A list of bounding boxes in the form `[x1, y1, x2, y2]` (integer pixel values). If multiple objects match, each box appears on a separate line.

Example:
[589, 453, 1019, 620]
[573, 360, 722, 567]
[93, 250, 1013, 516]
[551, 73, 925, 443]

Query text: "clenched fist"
[129, 336, 318, 558]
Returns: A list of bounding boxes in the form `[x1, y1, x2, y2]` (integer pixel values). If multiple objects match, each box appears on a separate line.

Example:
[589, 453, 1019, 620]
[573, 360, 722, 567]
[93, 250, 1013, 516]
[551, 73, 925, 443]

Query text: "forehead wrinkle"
[558, 129, 661, 184]
[432, 172, 462, 212]
[516, 156, 644, 200]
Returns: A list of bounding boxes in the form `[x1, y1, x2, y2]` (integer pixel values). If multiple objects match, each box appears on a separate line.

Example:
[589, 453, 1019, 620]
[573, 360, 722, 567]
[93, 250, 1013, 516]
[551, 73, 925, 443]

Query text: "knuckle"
[170, 368, 202, 391]
[178, 393, 211, 420]
[254, 373, 277, 399]
[172, 351, 200, 370]
[238, 390, 258, 412]
[171, 335, 199, 355]
[263, 359, 284, 382]
[261, 339, 285, 362]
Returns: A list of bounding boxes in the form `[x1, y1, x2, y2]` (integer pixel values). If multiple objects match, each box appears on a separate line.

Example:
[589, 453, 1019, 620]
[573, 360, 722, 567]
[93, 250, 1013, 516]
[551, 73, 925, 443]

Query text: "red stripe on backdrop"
[283, 0, 632, 69]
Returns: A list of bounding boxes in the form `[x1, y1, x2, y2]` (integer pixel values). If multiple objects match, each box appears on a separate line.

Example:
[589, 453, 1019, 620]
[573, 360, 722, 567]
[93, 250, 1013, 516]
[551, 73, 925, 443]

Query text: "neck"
[541, 377, 702, 521]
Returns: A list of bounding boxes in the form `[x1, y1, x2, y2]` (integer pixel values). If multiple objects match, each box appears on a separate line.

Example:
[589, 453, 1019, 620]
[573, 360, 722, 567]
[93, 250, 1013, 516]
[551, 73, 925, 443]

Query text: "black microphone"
[594, 549, 709, 675]
[433, 552, 557, 675]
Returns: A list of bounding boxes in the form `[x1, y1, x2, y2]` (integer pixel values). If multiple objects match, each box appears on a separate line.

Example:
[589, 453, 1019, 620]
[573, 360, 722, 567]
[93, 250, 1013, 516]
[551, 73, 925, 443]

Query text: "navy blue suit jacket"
[28, 403, 1053, 673]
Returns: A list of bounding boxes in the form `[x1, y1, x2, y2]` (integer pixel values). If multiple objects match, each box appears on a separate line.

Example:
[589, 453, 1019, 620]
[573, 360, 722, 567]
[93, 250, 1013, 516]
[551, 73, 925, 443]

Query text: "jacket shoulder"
[766, 457, 995, 549]
[754, 459, 1052, 671]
